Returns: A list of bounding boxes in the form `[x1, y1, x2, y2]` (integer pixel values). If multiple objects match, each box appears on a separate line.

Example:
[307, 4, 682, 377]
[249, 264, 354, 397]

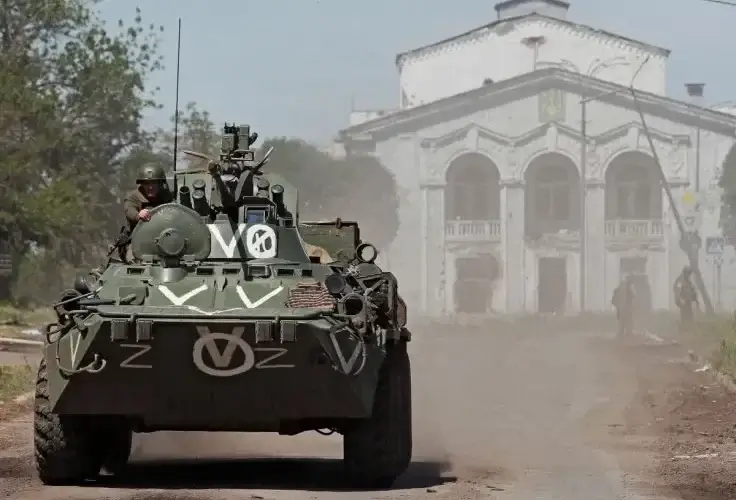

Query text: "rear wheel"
[343, 339, 412, 488]
[33, 359, 103, 485]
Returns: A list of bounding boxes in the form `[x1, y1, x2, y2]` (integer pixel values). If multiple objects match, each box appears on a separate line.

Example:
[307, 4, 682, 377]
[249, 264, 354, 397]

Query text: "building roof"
[394, 12, 670, 68]
[337, 68, 736, 141]
[495, 0, 570, 11]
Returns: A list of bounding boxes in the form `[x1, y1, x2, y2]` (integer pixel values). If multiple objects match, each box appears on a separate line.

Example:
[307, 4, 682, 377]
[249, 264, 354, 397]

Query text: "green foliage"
[0, 0, 164, 303]
[157, 102, 220, 171]
[719, 147, 736, 240]
[258, 138, 399, 250]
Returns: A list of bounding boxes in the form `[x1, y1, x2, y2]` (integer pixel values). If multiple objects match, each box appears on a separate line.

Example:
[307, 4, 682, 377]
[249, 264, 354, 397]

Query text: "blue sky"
[96, 0, 736, 145]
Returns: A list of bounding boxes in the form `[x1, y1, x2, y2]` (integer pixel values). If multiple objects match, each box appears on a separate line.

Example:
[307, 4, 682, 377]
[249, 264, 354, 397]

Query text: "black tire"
[34, 359, 102, 485]
[343, 339, 412, 489]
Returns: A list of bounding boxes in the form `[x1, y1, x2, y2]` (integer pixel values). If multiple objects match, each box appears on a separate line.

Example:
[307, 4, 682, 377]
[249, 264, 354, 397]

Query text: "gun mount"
[174, 123, 281, 223]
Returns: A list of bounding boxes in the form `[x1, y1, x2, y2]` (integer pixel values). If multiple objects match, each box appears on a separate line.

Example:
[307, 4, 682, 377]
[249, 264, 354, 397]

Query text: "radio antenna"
[172, 18, 182, 196]
[173, 19, 182, 170]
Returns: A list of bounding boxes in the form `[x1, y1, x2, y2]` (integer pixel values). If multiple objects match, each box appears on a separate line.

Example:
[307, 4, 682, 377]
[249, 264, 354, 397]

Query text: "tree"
[0, 1, 164, 302]
[258, 138, 399, 251]
[720, 148, 736, 242]
[156, 101, 220, 170]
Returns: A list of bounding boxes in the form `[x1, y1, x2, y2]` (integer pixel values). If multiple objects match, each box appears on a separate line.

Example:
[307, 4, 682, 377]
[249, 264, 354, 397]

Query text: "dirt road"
[0, 323, 699, 499]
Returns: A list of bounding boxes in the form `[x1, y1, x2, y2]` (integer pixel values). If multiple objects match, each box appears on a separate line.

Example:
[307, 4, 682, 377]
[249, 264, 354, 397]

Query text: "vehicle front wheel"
[33, 359, 102, 485]
[343, 339, 412, 488]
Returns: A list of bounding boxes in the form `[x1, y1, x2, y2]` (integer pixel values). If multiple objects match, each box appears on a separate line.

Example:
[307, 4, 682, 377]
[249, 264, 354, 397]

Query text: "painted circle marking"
[192, 333, 255, 377]
[246, 224, 277, 258]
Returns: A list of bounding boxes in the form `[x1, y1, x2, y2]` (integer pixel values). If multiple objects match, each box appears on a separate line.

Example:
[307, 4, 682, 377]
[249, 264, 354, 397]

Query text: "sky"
[95, 0, 736, 145]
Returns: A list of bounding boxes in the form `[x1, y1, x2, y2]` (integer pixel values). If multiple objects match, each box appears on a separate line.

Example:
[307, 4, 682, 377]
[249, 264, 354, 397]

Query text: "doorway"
[538, 257, 566, 313]
[454, 254, 499, 313]
[620, 256, 651, 312]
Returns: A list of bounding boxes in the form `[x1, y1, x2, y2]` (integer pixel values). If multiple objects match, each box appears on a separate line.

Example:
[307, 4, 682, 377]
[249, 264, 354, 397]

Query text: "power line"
[703, 0, 736, 6]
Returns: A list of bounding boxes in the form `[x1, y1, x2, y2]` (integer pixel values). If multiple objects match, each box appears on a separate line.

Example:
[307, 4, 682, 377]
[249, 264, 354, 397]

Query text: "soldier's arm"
[123, 194, 142, 223]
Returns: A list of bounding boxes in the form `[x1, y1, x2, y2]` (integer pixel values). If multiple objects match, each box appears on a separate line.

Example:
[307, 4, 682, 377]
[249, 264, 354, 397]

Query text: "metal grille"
[285, 280, 336, 310]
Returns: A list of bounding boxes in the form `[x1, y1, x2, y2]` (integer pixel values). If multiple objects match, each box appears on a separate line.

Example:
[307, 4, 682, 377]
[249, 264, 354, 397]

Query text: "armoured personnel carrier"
[33, 124, 412, 488]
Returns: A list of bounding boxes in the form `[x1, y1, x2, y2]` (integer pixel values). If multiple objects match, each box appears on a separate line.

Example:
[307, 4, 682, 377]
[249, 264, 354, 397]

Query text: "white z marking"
[209, 224, 247, 258]
[158, 284, 208, 306]
[235, 285, 283, 308]
[255, 348, 294, 369]
[119, 344, 153, 369]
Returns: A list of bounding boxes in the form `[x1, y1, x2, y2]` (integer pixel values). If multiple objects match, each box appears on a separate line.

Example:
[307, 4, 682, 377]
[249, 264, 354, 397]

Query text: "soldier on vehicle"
[673, 265, 699, 330]
[120, 164, 174, 261]
[123, 164, 174, 231]
[612, 274, 636, 336]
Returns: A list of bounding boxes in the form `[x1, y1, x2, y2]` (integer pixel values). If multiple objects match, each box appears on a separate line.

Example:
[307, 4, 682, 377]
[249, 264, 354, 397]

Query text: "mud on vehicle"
[33, 123, 412, 489]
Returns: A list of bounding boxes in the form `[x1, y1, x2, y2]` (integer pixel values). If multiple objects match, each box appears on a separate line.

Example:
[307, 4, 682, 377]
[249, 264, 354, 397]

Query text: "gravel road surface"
[0, 323, 689, 499]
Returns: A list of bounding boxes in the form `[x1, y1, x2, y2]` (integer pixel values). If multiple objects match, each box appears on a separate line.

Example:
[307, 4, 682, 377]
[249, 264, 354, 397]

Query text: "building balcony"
[445, 220, 502, 242]
[605, 219, 664, 241]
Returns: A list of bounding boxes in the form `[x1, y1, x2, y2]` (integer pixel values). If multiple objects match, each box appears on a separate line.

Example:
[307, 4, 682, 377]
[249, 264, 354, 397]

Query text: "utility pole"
[580, 100, 587, 311]
[686, 83, 704, 192]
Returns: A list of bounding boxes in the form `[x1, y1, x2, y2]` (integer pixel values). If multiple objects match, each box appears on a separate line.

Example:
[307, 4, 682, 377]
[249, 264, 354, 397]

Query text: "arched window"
[605, 152, 661, 220]
[445, 153, 500, 220]
[525, 153, 580, 236]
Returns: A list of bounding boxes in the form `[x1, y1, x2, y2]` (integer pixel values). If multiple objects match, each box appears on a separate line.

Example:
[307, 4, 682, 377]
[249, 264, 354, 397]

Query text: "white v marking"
[209, 224, 247, 258]
[328, 332, 363, 374]
[158, 284, 208, 306]
[235, 285, 283, 308]
[69, 331, 81, 367]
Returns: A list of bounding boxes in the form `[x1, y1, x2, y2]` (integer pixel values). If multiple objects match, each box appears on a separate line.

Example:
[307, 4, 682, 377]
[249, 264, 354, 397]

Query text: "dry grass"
[0, 365, 35, 402]
[0, 303, 53, 338]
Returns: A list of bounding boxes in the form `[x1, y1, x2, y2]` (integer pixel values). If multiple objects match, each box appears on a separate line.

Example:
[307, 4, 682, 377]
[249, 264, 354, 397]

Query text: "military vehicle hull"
[45, 311, 386, 432]
[34, 306, 411, 489]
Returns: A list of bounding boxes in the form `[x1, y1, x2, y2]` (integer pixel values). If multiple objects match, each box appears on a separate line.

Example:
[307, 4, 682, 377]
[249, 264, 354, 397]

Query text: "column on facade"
[423, 185, 446, 316]
[501, 180, 525, 313]
[584, 181, 606, 311]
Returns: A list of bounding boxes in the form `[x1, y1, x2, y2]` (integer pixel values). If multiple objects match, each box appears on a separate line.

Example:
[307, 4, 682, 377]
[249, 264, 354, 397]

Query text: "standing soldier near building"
[119, 164, 174, 262]
[673, 265, 699, 330]
[612, 275, 635, 336]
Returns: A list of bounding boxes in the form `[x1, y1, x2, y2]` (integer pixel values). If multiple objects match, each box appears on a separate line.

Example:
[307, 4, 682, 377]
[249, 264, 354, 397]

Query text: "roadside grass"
[699, 314, 736, 378]
[0, 364, 35, 403]
[0, 302, 54, 338]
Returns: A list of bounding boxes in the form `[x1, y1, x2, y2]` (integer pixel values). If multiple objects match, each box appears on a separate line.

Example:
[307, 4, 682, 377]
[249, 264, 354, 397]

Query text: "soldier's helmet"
[136, 164, 167, 184]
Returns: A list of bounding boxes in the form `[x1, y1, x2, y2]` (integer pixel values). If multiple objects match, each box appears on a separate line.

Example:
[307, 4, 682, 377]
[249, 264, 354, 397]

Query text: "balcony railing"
[445, 220, 502, 242]
[605, 219, 664, 240]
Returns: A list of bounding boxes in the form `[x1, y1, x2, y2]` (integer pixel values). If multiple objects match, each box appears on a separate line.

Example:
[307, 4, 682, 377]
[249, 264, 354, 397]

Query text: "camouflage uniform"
[305, 243, 333, 264]
[121, 164, 173, 261]
[612, 276, 635, 336]
[673, 266, 698, 331]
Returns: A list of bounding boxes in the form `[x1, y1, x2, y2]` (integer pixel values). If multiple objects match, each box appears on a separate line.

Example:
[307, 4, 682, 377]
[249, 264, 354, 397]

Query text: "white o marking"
[246, 224, 277, 258]
[192, 333, 255, 377]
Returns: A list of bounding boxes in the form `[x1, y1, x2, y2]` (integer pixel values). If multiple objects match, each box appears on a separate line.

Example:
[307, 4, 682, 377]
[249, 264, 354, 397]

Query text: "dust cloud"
[128, 320, 495, 480]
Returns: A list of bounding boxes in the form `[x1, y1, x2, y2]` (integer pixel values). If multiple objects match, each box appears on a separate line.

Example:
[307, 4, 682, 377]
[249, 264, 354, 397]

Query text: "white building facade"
[336, 0, 736, 316]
